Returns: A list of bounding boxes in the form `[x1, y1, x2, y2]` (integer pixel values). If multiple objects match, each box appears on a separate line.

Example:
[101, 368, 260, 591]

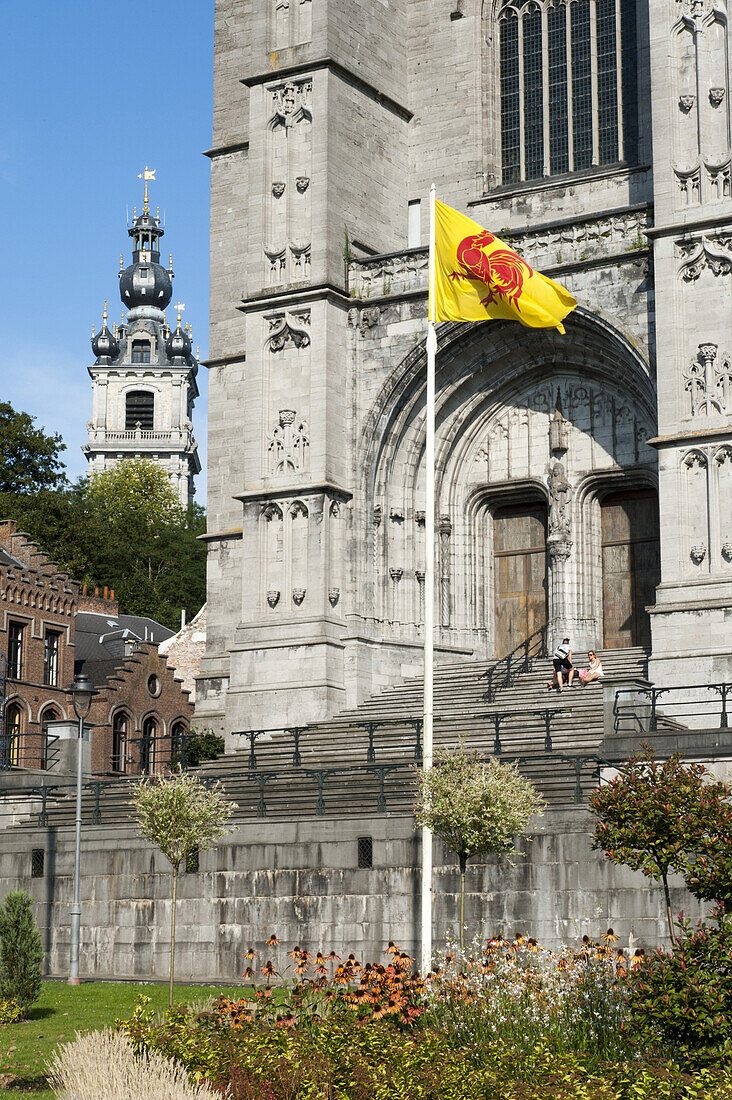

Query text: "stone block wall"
[8, 806, 705, 982]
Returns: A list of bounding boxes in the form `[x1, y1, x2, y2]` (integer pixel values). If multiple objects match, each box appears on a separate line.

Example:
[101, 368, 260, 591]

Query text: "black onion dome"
[119, 260, 173, 310]
[166, 322, 192, 360]
[91, 324, 119, 361]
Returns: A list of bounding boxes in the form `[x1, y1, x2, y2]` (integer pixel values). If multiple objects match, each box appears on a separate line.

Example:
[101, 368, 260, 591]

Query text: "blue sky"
[1, 1, 214, 500]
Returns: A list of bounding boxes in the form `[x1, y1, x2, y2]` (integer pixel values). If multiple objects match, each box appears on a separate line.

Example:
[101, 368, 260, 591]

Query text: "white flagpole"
[421, 183, 437, 975]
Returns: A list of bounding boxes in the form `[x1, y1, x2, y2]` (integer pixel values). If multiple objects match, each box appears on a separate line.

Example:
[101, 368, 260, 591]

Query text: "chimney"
[78, 585, 120, 616]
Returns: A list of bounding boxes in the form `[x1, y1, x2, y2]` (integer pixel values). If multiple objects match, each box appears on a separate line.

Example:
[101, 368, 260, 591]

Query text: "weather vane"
[137, 166, 156, 213]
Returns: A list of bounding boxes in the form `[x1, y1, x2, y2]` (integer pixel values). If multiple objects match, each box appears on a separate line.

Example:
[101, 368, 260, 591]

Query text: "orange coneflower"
[266, 933, 279, 948]
[289, 944, 302, 958]
[245, 948, 256, 960]
[385, 941, 399, 955]
[242, 966, 254, 980]
[262, 960, 277, 978]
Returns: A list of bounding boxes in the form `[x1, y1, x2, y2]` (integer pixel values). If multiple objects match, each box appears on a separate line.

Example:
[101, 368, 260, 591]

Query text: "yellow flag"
[432, 200, 577, 334]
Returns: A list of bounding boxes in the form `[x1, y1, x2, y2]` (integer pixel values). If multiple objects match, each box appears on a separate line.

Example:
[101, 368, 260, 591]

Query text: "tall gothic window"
[498, 0, 638, 185]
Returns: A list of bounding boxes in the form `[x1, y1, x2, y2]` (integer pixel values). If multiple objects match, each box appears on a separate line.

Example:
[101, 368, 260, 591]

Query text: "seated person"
[579, 650, 604, 685]
[548, 637, 574, 692]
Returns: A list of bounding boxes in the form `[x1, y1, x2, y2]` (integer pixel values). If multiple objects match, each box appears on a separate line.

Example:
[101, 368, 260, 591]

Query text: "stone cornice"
[238, 283, 351, 313]
[645, 210, 732, 240]
[240, 58, 413, 122]
[647, 425, 732, 447]
[203, 139, 250, 159]
[234, 481, 353, 504]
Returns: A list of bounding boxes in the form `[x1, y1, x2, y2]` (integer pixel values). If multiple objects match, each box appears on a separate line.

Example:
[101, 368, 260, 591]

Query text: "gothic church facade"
[199, 0, 732, 737]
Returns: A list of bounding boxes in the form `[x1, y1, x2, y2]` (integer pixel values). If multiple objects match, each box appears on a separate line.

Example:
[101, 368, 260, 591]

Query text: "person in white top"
[579, 650, 604, 685]
[548, 637, 574, 692]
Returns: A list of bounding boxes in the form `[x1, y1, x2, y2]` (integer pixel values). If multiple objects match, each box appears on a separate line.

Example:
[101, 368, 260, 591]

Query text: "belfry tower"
[83, 171, 200, 506]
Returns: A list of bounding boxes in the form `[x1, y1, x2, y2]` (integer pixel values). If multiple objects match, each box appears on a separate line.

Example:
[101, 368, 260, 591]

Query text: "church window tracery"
[498, 0, 638, 185]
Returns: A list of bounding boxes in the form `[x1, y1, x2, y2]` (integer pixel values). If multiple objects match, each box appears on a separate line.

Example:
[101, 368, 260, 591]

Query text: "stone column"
[546, 460, 573, 651]
[439, 515, 452, 628]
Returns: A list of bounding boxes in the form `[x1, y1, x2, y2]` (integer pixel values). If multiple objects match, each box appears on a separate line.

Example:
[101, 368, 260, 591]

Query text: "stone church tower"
[84, 176, 200, 506]
[198, 0, 732, 739]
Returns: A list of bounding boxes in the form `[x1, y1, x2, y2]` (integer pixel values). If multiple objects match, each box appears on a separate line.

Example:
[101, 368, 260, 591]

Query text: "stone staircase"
[7, 647, 648, 828]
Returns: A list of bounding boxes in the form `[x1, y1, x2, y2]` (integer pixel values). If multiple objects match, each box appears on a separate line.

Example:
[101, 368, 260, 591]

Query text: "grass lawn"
[0, 980, 248, 1099]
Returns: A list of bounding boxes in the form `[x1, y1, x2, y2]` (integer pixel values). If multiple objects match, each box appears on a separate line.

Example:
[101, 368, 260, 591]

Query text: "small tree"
[589, 748, 732, 945]
[133, 772, 236, 1004]
[0, 890, 43, 1013]
[414, 746, 545, 953]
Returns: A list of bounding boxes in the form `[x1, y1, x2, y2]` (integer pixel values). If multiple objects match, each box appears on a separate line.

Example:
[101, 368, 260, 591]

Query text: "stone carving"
[373, 504, 383, 526]
[270, 80, 312, 126]
[683, 343, 732, 416]
[677, 234, 732, 280]
[679, 94, 696, 112]
[390, 507, 404, 522]
[266, 310, 311, 352]
[292, 587, 306, 605]
[547, 461, 573, 560]
[296, 176, 310, 192]
[415, 511, 425, 527]
[709, 87, 726, 107]
[328, 587, 340, 606]
[705, 156, 731, 200]
[389, 568, 403, 582]
[676, 0, 709, 23]
[290, 241, 311, 279]
[549, 398, 569, 455]
[262, 501, 283, 521]
[330, 500, 341, 518]
[267, 589, 280, 608]
[348, 307, 381, 335]
[722, 540, 732, 562]
[272, 181, 286, 198]
[350, 210, 650, 296]
[264, 245, 287, 281]
[673, 160, 701, 204]
[683, 449, 707, 469]
[267, 409, 309, 473]
[690, 544, 707, 564]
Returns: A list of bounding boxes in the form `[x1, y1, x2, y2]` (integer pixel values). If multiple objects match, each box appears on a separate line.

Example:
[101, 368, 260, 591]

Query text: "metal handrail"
[0, 751, 611, 827]
[481, 625, 548, 703]
[614, 682, 732, 734]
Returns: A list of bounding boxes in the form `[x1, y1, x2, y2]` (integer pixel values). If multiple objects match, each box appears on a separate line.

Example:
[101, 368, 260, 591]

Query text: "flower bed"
[113, 937, 732, 1100]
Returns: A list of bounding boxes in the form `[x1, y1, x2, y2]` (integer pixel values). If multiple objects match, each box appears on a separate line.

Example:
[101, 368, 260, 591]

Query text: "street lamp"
[66, 672, 97, 985]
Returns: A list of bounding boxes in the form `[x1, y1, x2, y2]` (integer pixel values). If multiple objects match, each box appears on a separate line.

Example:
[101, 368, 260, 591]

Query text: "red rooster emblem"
[449, 230, 533, 310]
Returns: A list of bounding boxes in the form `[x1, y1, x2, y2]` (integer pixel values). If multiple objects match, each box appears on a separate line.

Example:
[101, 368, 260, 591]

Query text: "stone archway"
[359, 310, 658, 658]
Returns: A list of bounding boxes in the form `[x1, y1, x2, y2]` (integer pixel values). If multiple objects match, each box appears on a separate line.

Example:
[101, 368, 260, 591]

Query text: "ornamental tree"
[133, 772, 236, 1004]
[0, 402, 66, 495]
[0, 890, 43, 1013]
[589, 748, 732, 944]
[414, 746, 545, 954]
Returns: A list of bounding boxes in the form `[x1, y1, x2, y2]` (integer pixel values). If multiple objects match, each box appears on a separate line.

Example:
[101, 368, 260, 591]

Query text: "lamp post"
[66, 672, 97, 985]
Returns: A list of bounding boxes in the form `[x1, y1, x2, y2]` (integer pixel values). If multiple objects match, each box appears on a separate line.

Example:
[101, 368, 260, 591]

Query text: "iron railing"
[481, 625, 548, 703]
[613, 682, 732, 735]
[0, 751, 611, 830]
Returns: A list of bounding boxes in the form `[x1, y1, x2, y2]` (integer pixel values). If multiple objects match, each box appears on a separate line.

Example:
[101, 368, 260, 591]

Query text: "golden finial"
[113, 323, 118, 337]
[92, 323, 95, 337]
[120, 253, 124, 270]
[169, 252, 173, 270]
[137, 166, 156, 213]
[196, 345, 200, 360]
[176, 301, 186, 326]
[102, 300, 108, 326]
[133, 206, 137, 220]
[156, 205, 159, 218]
[163, 311, 167, 328]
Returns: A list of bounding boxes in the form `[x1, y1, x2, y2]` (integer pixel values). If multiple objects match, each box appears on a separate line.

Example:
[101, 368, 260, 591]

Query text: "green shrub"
[0, 890, 43, 1012]
[0, 997, 23, 1024]
[628, 914, 732, 1066]
[172, 732, 225, 768]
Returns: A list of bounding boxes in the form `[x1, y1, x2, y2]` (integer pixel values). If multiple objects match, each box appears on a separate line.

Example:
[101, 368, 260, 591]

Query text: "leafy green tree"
[0, 402, 66, 494]
[133, 772, 236, 1005]
[0, 890, 43, 1013]
[589, 749, 732, 944]
[172, 731, 225, 769]
[414, 746, 544, 953]
[0, 458, 206, 630]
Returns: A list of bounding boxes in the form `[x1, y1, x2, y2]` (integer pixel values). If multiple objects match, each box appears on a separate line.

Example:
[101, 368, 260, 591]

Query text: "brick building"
[0, 520, 193, 776]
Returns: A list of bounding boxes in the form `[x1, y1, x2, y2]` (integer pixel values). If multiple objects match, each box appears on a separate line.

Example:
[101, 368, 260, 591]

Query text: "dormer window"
[132, 340, 151, 364]
[126, 390, 154, 430]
